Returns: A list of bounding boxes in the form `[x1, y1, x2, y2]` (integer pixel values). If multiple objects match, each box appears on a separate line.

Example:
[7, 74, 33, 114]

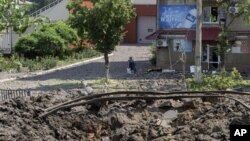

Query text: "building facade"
[146, 0, 250, 73]
[123, 0, 157, 44]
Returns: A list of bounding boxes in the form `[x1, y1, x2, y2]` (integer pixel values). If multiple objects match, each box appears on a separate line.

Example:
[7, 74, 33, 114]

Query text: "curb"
[0, 53, 114, 83]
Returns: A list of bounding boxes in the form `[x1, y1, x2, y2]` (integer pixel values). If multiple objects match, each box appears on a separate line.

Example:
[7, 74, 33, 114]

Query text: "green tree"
[0, 0, 44, 34]
[68, 0, 135, 82]
[216, 0, 250, 70]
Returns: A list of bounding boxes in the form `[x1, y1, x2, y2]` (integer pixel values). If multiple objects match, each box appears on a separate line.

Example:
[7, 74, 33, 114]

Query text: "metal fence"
[0, 89, 31, 101]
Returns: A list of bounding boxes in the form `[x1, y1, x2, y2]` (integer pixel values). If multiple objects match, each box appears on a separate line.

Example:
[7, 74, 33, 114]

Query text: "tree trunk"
[220, 51, 226, 71]
[104, 53, 109, 82]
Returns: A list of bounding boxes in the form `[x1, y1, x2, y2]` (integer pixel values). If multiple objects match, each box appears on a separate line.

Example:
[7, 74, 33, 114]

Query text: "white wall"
[132, 0, 156, 5]
[138, 16, 156, 43]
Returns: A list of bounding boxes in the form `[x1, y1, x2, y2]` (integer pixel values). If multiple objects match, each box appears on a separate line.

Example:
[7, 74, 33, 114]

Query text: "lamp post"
[195, 0, 202, 83]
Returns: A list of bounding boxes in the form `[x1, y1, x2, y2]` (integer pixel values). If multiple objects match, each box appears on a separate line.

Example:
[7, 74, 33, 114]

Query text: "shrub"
[16, 29, 66, 58]
[0, 54, 22, 72]
[15, 21, 79, 58]
[21, 58, 43, 72]
[186, 68, 247, 91]
[40, 56, 57, 70]
[149, 45, 156, 66]
[40, 22, 79, 46]
[15, 35, 38, 58]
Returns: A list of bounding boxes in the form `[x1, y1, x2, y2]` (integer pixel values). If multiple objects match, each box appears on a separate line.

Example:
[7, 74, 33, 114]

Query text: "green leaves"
[0, 0, 44, 34]
[15, 22, 78, 58]
[186, 68, 246, 91]
[68, 0, 136, 54]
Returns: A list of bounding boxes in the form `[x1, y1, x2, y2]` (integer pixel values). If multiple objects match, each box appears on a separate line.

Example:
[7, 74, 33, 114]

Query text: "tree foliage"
[67, 0, 135, 81]
[216, 0, 250, 69]
[0, 0, 44, 34]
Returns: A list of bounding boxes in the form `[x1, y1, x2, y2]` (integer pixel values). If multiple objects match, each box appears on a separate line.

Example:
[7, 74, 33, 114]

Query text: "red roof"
[81, 0, 93, 8]
[186, 27, 222, 41]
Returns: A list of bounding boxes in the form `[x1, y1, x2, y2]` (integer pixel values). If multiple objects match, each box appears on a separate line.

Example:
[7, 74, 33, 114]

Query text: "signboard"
[173, 39, 192, 53]
[160, 5, 197, 29]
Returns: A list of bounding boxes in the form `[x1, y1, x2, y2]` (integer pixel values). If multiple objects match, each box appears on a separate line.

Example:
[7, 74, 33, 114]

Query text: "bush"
[40, 56, 57, 70]
[149, 45, 156, 66]
[186, 68, 247, 91]
[15, 22, 79, 58]
[0, 54, 22, 72]
[0, 48, 100, 72]
[14, 35, 38, 58]
[40, 22, 79, 46]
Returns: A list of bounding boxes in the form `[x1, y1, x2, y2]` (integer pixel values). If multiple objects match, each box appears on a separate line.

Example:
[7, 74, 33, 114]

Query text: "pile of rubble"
[1, 87, 250, 141]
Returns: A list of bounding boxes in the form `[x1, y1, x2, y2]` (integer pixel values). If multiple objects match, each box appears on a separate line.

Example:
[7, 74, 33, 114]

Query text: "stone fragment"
[163, 110, 178, 120]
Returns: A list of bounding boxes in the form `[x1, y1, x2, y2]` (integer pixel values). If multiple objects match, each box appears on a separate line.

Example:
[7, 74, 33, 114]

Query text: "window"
[203, 7, 218, 23]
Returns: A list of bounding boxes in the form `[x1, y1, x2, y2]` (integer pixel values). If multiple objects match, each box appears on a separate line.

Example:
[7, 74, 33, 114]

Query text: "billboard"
[160, 5, 197, 29]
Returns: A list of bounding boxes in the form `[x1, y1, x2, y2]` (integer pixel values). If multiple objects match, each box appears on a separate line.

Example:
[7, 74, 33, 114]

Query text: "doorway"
[203, 45, 220, 70]
[137, 16, 156, 44]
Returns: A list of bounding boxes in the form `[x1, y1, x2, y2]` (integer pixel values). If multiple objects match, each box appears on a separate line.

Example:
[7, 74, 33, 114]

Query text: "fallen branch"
[40, 95, 225, 118]
[45, 90, 250, 112]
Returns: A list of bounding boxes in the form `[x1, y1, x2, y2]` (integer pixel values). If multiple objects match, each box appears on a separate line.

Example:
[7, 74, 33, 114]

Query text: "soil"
[1, 74, 250, 141]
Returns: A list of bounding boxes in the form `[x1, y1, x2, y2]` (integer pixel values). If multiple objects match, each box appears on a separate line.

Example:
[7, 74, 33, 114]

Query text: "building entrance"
[203, 45, 220, 70]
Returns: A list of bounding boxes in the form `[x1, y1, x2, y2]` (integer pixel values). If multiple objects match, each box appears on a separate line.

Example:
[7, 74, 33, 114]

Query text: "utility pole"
[195, 0, 202, 83]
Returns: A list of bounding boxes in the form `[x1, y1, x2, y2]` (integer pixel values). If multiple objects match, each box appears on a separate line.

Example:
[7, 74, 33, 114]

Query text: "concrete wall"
[225, 53, 250, 73]
[39, 0, 69, 21]
[228, 17, 250, 31]
[156, 42, 250, 72]
[156, 40, 195, 70]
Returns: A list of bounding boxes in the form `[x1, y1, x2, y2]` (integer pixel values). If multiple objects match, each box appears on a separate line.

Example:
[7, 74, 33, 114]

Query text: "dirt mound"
[1, 89, 249, 141]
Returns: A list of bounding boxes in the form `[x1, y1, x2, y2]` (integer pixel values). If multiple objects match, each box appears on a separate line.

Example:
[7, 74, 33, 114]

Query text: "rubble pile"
[0, 74, 249, 141]
[0, 88, 249, 141]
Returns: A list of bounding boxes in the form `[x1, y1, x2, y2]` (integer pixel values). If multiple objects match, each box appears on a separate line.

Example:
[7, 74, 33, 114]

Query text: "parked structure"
[146, 0, 250, 73]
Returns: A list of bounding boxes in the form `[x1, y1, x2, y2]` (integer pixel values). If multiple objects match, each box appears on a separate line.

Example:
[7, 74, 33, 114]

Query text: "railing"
[0, 89, 31, 101]
[30, 0, 64, 17]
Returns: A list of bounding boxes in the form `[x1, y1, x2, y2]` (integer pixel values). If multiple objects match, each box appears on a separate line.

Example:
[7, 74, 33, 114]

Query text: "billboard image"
[160, 5, 197, 29]
[173, 39, 193, 53]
